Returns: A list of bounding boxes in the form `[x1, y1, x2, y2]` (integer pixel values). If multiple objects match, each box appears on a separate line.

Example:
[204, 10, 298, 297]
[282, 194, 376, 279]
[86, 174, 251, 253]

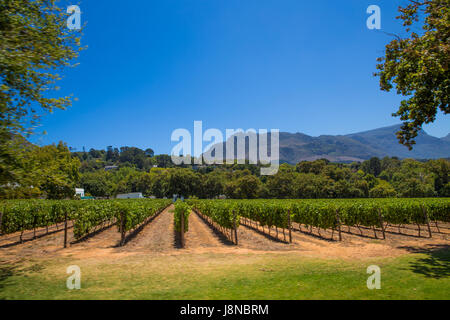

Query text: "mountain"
[204, 124, 450, 164]
[442, 133, 450, 143]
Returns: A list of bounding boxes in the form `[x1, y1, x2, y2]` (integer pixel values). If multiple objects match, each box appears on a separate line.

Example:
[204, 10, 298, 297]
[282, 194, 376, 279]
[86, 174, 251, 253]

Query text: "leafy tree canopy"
[0, 0, 83, 184]
[375, 0, 449, 149]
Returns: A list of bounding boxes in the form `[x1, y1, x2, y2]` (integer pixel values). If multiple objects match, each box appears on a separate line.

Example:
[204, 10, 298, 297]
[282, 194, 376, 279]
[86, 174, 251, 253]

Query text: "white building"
[116, 192, 144, 199]
[75, 188, 85, 197]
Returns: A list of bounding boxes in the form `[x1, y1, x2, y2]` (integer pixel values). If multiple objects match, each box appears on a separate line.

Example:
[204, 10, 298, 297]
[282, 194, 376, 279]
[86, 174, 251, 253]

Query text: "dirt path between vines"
[185, 211, 233, 250]
[124, 205, 176, 252]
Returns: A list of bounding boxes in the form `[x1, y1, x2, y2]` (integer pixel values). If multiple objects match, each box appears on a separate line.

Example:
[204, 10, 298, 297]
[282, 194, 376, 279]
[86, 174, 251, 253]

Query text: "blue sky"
[33, 0, 449, 154]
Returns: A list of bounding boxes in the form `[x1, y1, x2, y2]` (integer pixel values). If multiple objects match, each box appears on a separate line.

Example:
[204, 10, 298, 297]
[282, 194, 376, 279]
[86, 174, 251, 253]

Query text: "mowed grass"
[0, 248, 449, 300]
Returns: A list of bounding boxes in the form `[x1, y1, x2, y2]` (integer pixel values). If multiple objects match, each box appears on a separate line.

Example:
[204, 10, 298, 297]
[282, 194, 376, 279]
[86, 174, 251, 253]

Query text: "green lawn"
[0, 248, 449, 300]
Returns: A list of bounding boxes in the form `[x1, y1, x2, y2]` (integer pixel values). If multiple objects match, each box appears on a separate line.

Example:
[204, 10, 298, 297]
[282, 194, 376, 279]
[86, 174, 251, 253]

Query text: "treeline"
[0, 138, 80, 199]
[76, 146, 450, 199]
[2, 142, 448, 200]
[72, 146, 173, 172]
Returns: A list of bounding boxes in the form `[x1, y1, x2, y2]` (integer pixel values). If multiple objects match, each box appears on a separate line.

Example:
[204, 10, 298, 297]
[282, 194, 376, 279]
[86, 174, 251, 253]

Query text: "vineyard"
[188, 198, 450, 242]
[0, 198, 449, 249]
[1, 197, 449, 300]
[0, 199, 172, 246]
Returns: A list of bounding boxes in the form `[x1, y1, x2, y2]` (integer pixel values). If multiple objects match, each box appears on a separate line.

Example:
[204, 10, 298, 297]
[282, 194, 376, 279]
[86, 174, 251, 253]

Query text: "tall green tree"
[0, 0, 83, 183]
[35, 142, 80, 199]
[375, 0, 449, 149]
[0, 141, 80, 199]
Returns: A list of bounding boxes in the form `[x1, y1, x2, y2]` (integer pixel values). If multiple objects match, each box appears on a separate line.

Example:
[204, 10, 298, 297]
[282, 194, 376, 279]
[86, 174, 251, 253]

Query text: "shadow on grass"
[0, 265, 18, 290]
[398, 244, 450, 279]
[0, 262, 44, 291]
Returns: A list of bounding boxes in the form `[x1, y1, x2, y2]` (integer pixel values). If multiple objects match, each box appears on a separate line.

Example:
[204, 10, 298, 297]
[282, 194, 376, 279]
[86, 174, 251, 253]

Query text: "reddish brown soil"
[185, 211, 231, 249]
[123, 206, 176, 252]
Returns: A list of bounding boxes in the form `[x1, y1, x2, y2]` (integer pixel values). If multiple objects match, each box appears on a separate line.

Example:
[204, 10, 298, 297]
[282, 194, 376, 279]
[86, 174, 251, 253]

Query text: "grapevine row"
[188, 198, 450, 240]
[0, 199, 172, 244]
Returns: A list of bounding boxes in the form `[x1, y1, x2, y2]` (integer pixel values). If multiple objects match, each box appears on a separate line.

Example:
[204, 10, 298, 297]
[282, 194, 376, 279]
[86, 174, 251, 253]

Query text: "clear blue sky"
[33, 0, 449, 153]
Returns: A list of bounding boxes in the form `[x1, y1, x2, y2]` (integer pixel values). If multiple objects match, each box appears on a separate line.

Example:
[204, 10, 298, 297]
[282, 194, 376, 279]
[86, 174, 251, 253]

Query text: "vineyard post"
[422, 207, 432, 238]
[288, 211, 292, 243]
[0, 209, 3, 236]
[181, 212, 185, 248]
[335, 210, 342, 241]
[233, 212, 238, 245]
[434, 221, 440, 233]
[33, 209, 38, 239]
[377, 209, 386, 240]
[120, 211, 125, 246]
[64, 210, 68, 248]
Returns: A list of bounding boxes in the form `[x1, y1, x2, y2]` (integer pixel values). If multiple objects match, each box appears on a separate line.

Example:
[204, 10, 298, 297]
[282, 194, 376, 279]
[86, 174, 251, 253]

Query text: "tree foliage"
[0, 0, 83, 133]
[0, 0, 83, 185]
[0, 141, 80, 199]
[73, 146, 449, 200]
[375, 0, 449, 149]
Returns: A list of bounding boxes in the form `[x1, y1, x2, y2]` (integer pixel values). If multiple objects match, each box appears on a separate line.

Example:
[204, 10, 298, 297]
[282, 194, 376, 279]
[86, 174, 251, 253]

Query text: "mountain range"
[205, 124, 450, 164]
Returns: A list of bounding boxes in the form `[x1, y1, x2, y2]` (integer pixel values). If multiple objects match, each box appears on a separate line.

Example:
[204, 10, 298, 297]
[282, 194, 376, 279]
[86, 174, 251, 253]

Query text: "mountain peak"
[442, 133, 450, 142]
[204, 124, 450, 164]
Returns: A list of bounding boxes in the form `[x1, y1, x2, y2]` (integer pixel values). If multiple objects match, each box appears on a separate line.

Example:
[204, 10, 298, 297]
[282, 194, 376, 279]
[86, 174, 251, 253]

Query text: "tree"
[33, 142, 80, 199]
[265, 170, 295, 199]
[225, 175, 261, 199]
[154, 154, 173, 168]
[293, 173, 333, 198]
[106, 146, 118, 162]
[361, 157, 382, 177]
[202, 174, 224, 199]
[332, 180, 364, 198]
[0, 141, 81, 199]
[167, 168, 201, 197]
[0, 134, 24, 185]
[145, 148, 154, 158]
[375, 0, 449, 149]
[0, 0, 83, 142]
[148, 168, 169, 198]
[0, 0, 83, 186]
[296, 159, 329, 174]
[395, 177, 436, 197]
[80, 171, 114, 198]
[369, 180, 397, 198]
[426, 158, 449, 195]
[89, 148, 103, 159]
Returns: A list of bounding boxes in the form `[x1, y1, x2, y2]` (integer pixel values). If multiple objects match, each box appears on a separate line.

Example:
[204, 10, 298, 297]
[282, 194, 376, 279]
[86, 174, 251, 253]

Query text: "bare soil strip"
[123, 205, 176, 252]
[70, 223, 121, 249]
[292, 221, 450, 243]
[0, 221, 74, 246]
[0, 222, 76, 262]
[236, 223, 298, 251]
[185, 211, 232, 249]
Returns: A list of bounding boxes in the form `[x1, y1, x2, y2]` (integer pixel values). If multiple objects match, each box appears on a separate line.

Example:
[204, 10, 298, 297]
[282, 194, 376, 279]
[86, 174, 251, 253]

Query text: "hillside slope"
[205, 124, 450, 164]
